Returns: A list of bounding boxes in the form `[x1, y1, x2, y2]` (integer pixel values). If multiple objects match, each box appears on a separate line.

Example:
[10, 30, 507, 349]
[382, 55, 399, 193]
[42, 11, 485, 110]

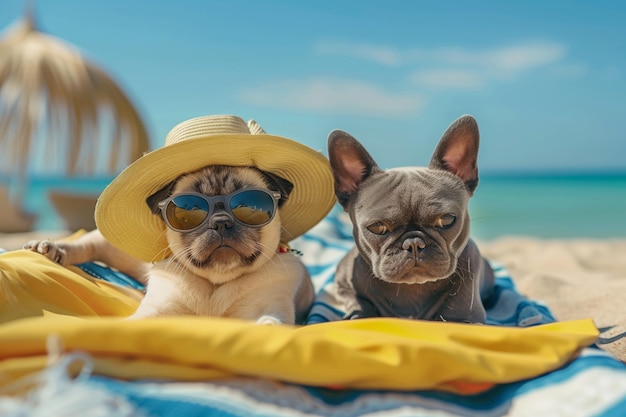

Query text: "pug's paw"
[23, 240, 68, 265]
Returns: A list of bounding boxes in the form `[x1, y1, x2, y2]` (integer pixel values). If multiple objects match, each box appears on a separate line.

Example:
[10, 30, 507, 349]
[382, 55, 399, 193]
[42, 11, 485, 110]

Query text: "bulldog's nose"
[402, 236, 426, 253]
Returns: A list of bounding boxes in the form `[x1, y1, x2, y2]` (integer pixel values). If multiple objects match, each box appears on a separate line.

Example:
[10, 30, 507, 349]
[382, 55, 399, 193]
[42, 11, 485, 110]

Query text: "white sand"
[479, 237, 626, 328]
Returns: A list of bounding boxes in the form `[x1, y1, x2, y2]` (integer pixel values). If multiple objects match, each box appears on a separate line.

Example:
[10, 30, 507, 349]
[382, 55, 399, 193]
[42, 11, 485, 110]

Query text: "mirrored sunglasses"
[158, 188, 281, 232]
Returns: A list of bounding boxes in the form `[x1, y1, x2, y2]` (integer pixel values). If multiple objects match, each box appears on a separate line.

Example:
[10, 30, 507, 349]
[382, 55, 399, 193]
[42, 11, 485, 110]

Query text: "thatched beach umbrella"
[0, 10, 149, 175]
[0, 8, 150, 231]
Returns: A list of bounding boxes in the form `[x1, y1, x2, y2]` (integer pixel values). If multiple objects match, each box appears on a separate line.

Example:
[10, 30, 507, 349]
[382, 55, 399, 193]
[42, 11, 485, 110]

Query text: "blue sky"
[1, 0, 625, 173]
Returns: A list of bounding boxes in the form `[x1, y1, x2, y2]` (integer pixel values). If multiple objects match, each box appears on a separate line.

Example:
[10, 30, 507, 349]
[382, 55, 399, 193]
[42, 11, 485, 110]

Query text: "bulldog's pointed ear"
[327, 130, 381, 208]
[429, 115, 480, 194]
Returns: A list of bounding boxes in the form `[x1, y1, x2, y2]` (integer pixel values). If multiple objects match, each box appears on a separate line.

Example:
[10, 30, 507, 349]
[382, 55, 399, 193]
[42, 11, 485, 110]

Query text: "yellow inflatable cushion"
[0, 315, 597, 394]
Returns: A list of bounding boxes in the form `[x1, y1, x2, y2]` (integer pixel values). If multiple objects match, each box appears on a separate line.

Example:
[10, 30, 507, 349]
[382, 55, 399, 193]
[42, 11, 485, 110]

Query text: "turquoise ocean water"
[3, 173, 626, 240]
[2, 175, 114, 232]
[469, 173, 626, 240]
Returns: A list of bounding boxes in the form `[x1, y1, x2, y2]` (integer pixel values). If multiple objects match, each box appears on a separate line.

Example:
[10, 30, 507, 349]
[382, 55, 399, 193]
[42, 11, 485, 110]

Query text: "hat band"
[164, 115, 264, 146]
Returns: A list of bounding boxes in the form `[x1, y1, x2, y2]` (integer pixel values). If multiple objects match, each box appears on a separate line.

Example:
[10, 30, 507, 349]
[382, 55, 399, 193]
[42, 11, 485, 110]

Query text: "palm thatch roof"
[0, 9, 150, 177]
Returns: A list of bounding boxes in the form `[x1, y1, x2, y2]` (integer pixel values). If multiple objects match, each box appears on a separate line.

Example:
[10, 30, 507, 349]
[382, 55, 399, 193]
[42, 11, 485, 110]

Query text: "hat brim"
[95, 134, 336, 262]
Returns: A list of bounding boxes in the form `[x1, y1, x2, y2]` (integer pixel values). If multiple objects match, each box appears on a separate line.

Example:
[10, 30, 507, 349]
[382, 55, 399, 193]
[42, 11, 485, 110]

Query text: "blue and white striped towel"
[3, 206, 626, 417]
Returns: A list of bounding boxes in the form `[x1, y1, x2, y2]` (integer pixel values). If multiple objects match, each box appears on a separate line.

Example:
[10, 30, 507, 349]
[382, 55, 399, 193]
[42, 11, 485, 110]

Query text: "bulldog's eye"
[367, 222, 389, 235]
[435, 214, 456, 229]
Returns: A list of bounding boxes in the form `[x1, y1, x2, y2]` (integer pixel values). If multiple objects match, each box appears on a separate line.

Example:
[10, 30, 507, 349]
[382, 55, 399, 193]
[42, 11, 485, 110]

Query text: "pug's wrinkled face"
[157, 166, 285, 284]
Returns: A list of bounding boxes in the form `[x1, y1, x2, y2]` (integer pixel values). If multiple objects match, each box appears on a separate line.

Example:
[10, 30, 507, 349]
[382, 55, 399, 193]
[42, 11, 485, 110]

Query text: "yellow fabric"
[0, 250, 141, 323]
[0, 314, 597, 394]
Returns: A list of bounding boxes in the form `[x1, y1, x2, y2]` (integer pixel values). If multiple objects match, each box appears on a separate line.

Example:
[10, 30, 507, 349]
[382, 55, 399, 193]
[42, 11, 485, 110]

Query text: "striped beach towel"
[1, 206, 626, 416]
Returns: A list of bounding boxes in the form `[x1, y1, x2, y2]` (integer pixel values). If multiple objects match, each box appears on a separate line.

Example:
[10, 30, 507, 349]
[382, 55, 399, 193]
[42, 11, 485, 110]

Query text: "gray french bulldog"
[328, 115, 494, 323]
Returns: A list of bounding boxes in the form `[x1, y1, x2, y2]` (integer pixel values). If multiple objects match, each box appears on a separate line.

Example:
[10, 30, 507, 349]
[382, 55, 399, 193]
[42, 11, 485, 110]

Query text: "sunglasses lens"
[165, 195, 210, 230]
[229, 190, 275, 226]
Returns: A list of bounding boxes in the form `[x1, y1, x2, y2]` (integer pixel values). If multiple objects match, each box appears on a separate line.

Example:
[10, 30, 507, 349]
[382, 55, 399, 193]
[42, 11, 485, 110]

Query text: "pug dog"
[25, 165, 315, 325]
[327, 115, 494, 323]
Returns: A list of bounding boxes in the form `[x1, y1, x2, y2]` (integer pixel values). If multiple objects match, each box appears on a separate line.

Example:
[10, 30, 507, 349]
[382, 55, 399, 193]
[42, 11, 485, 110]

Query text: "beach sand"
[480, 237, 626, 361]
[479, 237, 626, 328]
[1, 231, 624, 360]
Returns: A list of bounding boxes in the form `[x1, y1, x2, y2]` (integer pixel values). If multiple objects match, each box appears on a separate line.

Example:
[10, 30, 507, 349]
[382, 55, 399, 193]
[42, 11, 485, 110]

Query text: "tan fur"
[24, 166, 315, 325]
[133, 251, 312, 323]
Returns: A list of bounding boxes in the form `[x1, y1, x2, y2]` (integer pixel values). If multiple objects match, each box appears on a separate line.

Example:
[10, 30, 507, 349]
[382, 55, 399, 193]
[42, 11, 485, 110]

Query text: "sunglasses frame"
[157, 187, 282, 233]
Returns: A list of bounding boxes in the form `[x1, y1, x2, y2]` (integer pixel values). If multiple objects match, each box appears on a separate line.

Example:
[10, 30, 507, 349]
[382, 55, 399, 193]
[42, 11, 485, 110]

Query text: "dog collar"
[278, 242, 303, 256]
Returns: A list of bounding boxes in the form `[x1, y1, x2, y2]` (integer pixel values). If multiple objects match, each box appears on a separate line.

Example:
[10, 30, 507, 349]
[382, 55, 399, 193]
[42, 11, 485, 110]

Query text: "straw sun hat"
[95, 115, 336, 262]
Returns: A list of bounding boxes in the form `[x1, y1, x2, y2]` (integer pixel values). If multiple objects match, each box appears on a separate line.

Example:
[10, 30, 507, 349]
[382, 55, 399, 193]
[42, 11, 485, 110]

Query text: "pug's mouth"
[209, 244, 239, 262]
[188, 241, 260, 269]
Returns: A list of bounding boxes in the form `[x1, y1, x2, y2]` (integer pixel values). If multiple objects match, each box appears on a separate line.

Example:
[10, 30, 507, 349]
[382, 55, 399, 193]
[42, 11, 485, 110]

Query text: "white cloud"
[317, 40, 575, 91]
[238, 78, 423, 118]
[317, 40, 567, 70]
[238, 41, 578, 117]
[409, 42, 570, 90]
[482, 42, 567, 73]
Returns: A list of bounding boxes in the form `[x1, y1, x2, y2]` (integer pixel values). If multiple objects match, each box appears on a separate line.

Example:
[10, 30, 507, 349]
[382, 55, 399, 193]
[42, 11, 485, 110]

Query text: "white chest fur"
[130, 252, 312, 324]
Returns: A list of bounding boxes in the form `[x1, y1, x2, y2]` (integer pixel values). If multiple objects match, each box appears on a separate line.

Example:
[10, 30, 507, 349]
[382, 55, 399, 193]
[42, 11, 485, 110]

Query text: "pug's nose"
[402, 236, 426, 253]
[210, 213, 234, 231]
